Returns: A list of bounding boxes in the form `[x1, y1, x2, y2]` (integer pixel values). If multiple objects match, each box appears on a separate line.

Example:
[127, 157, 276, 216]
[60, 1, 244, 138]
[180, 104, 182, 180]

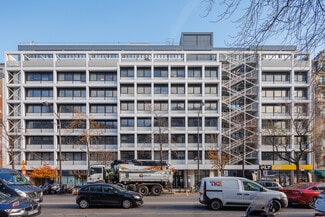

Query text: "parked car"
[256, 180, 283, 191]
[0, 168, 43, 202]
[199, 176, 288, 211]
[278, 182, 325, 208]
[315, 190, 325, 214]
[76, 183, 143, 209]
[0, 190, 41, 216]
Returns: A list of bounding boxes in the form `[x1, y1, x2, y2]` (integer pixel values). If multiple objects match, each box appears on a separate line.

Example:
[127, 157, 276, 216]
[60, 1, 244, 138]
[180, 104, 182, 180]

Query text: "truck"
[87, 160, 174, 196]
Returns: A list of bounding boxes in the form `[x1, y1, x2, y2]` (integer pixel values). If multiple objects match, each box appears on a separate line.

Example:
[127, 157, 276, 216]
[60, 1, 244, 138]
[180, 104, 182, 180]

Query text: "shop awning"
[314, 170, 325, 177]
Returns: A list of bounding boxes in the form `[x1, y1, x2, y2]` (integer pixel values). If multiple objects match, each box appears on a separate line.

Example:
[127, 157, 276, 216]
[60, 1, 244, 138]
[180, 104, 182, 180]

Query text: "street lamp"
[43, 102, 62, 187]
[197, 101, 204, 184]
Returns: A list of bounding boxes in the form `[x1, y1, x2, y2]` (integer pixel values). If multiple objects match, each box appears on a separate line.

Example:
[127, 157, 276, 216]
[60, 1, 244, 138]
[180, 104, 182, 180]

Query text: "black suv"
[76, 183, 143, 209]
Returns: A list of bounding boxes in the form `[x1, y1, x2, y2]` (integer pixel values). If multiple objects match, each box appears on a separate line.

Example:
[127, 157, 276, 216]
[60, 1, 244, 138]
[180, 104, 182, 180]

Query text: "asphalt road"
[39, 192, 318, 217]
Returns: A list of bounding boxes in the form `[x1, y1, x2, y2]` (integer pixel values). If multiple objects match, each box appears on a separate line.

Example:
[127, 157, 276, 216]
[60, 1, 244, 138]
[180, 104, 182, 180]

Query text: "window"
[137, 84, 151, 95]
[154, 117, 168, 127]
[188, 117, 202, 127]
[26, 136, 53, 144]
[58, 88, 86, 97]
[137, 134, 151, 143]
[154, 151, 168, 160]
[171, 118, 185, 127]
[26, 120, 53, 129]
[262, 72, 289, 83]
[138, 151, 152, 159]
[26, 152, 53, 161]
[120, 101, 134, 111]
[90, 71, 117, 81]
[61, 136, 85, 144]
[154, 67, 168, 77]
[171, 84, 185, 94]
[90, 104, 117, 113]
[137, 67, 151, 78]
[294, 88, 307, 98]
[205, 67, 218, 78]
[137, 101, 151, 111]
[121, 151, 135, 160]
[205, 101, 218, 111]
[171, 134, 185, 143]
[59, 104, 86, 113]
[92, 136, 117, 144]
[137, 118, 151, 127]
[26, 88, 53, 97]
[154, 101, 168, 111]
[57, 71, 86, 82]
[171, 151, 185, 160]
[154, 84, 168, 94]
[90, 88, 117, 97]
[26, 104, 53, 113]
[26, 72, 53, 81]
[188, 150, 201, 160]
[205, 134, 217, 143]
[121, 118, 135, 127]
[91, 120, 117, 129]
[120, 134, 135, 143]
[205, 118, 218, 127]
[188, 101, 204, 110]
[61, 120, 86, 129]
[171, 101, 185, 111]
[261, 104, 288, 115]
[188, 67, 202, 78]
[188, 84, 201, 94]
[294, 71, 307, 83]
[261, 89, 289, 99]
[120, 67, 134, 78]
[188, 134, 201, 143]
[120, 85, 134, 95]
[171, 67, 185, 78]
[205, 84, 218, 94]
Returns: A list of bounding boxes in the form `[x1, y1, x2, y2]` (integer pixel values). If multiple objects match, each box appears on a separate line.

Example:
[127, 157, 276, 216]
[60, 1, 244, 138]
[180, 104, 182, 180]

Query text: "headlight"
[15, 189, 28, 198]
[133, 195, 141, 200]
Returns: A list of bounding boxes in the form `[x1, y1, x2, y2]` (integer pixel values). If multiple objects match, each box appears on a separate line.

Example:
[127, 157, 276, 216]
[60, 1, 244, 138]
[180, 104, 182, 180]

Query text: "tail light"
[12, 200, 20, 209]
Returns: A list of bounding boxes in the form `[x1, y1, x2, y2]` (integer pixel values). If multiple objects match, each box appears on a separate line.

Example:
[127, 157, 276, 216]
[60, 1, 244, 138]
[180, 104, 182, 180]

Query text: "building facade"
[3, 33, 312, 187]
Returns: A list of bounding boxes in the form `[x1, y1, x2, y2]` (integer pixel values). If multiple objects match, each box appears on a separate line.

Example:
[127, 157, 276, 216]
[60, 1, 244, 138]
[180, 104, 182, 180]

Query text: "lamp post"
[197, 102, 204, 184]
[43, 102, 62, 187]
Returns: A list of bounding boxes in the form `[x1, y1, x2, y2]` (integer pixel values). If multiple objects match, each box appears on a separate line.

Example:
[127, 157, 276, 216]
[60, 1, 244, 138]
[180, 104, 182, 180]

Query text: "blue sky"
[1, 0, 241, 62]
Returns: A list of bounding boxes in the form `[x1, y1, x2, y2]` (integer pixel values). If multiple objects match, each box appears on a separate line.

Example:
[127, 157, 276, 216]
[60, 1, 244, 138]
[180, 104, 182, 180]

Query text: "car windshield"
[0, 173, 30, 185]
[111, 184, 127, 192]
[89, 167, 102, 176]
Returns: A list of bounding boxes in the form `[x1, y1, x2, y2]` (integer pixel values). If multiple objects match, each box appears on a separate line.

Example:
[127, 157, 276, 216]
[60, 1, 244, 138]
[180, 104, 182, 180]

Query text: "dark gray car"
[76, 183, 143, 209]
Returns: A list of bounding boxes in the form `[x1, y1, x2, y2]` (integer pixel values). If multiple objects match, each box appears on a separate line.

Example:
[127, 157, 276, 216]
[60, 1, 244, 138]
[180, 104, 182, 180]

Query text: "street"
[39, 192, 316, 217]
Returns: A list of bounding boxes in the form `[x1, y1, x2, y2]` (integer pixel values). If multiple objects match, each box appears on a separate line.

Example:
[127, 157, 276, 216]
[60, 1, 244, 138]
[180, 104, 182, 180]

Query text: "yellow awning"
[271, 164, 312, 171]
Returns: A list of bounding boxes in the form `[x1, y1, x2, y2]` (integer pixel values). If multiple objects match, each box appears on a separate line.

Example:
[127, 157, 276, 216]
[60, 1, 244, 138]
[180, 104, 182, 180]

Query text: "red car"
[278, 182, 325, 208]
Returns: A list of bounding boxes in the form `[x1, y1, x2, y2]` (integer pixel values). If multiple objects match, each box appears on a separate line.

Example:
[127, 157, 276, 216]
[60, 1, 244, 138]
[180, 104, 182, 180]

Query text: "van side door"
[222, 179, 243, 205]
[241, 180, 263, 205]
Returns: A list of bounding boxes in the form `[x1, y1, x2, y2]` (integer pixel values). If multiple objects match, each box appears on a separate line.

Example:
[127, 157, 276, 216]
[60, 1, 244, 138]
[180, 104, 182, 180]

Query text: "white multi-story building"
[3, 33, 312, 187]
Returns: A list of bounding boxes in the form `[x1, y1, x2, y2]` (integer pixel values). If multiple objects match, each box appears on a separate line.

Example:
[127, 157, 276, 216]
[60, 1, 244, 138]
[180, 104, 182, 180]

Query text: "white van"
[199, 176, 288, 211]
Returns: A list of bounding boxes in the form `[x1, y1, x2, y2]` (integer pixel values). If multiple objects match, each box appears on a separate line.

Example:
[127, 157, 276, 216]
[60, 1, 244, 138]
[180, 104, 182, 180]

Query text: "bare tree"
[66, 112, 115, 170]
[202, 0, 325, 51]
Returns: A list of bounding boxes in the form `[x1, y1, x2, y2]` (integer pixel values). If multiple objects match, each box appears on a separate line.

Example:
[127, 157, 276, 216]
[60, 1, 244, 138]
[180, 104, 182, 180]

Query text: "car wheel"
[209, 199, 222, 210]
[78, 199, 89, 209]
[137, 185, 149, 196]
[307, 197, 317, 209]
[271, 200, 281, 212]
[122, 199, 132, 209]
[151, 185, 162, 196]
